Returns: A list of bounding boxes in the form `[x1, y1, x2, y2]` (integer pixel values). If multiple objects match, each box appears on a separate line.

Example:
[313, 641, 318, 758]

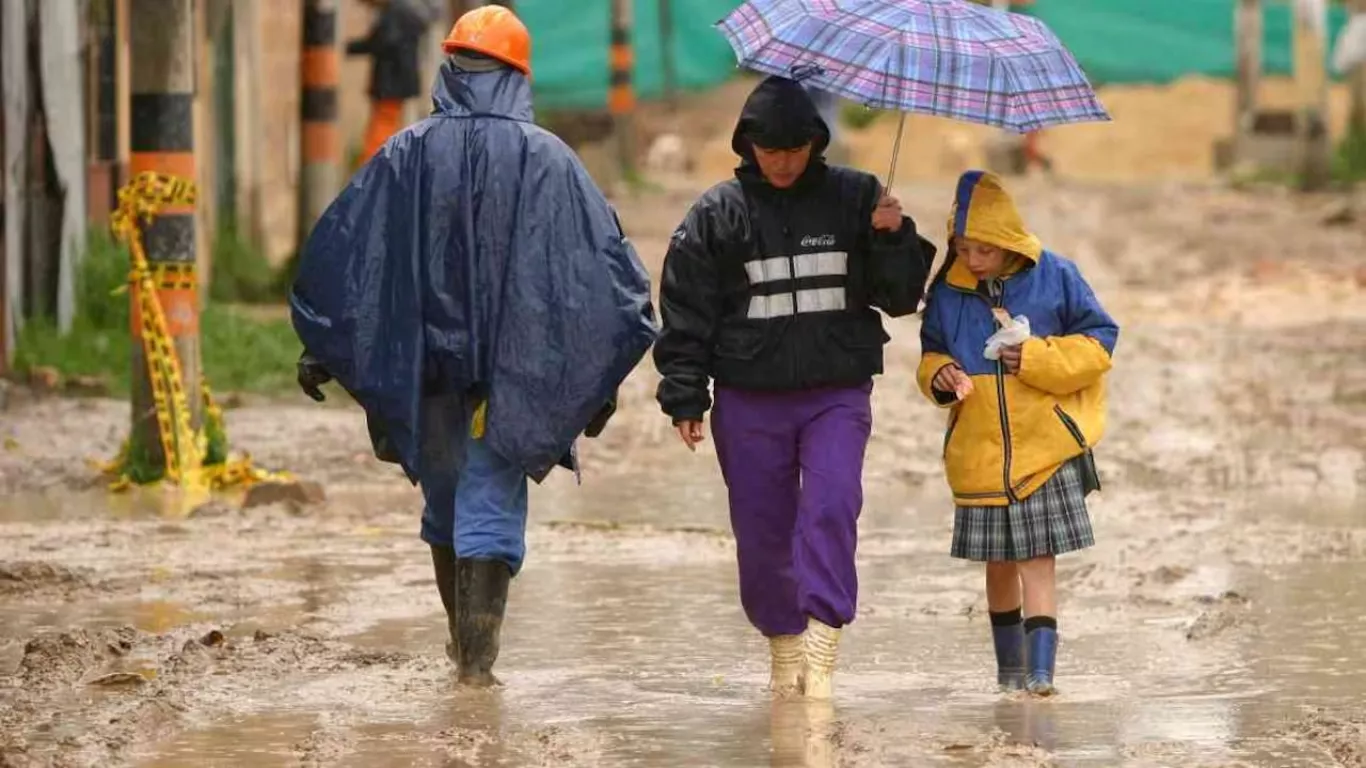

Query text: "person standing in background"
[348, 0, 429, 165]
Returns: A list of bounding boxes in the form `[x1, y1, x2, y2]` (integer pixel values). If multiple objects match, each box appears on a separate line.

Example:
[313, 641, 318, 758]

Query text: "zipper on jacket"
[779, 197, 799, 312]
[1053, 404, 1088, 449]
[774, 194, 801, 384]
[987, 280, 1019, 504]
[944, 278, 1019, 504]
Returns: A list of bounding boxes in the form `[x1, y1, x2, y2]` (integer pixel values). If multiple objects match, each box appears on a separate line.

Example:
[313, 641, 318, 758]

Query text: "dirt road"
[2, 178, 1365, 767]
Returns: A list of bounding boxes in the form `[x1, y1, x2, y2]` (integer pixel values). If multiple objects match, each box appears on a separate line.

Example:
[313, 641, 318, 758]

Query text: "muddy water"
[3, 180, 1366, 766]
[2, 479, 1363, 767]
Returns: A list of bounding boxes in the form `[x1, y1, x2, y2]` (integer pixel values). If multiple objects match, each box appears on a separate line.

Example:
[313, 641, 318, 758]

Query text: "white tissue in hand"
[984, 315, 1031, 360]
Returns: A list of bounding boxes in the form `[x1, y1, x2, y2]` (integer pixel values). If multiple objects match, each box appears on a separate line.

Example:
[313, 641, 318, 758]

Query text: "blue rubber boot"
[991, 622, 1027, 691]
[1025, 626, 1058, 696]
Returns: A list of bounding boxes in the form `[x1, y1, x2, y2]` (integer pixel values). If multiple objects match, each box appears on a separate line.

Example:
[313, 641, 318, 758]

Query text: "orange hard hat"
[442, 5, 532, 78]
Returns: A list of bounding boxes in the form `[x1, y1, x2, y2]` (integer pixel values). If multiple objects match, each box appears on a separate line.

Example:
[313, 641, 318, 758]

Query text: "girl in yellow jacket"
[917, 171, 1119, 696]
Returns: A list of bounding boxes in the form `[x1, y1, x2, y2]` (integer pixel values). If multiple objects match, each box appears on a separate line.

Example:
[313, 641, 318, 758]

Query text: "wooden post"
[1293, 0, 1331, 189]
[1235, 0, 1263, 135]
[86, 0, 120, 227]
[232, 0, 264, 250]
[128, 0, 201, 469]
[116, 0, 131, 186]
[194, 0, 214, 296]
[209, 0, 236, 225]
[1350, 0, 1366, 135]
[0, 0, 7, 378]
[610, 0, 636, 178]
[2, 0, 30, 368]
[299, 0, 340, 250]
[658, 0, 677, 112]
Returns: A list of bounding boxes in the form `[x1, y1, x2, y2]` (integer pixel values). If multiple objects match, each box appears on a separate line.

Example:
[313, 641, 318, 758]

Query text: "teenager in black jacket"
[653, 75, 934, 700]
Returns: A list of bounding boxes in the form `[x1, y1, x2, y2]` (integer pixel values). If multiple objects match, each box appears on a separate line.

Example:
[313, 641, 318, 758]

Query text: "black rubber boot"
[455, 558, 512, 687]
[429, 545, 459, 665]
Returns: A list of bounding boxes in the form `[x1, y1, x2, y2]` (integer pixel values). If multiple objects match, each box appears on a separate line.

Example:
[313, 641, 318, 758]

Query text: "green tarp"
[1015, 0, 1350, 85]
[518, 0, 1354, 109]
[519, 0, 741, 109]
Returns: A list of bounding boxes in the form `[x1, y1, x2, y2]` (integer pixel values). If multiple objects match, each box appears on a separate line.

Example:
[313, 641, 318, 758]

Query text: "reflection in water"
[130, 599, 200, 633]
[299, 557, 328, 617]
[993, 697, 1058, 753]
[439, 688, 509, 767]
[770, 700, 837, 768]
[5, 479, 1366, 767]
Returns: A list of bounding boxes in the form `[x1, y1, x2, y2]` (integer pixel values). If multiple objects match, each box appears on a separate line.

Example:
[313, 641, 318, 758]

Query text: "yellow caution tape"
[104, 171, 290, 495]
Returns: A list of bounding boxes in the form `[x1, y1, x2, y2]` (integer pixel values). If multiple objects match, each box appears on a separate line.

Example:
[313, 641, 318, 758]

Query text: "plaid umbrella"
[717, 0, 1110, 181]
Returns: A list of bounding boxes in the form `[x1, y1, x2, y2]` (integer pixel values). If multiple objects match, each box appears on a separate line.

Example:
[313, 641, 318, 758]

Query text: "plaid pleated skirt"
[950, 457, 1095, 562]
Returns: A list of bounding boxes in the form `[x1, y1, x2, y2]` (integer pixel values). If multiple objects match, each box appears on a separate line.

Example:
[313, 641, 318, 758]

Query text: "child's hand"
[999, 344, 1022, 374]
[933, 364, 974, 401]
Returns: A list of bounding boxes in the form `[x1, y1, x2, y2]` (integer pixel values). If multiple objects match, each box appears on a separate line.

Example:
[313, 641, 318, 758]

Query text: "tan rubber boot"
[769, 634, 804, 697]
[802, 617, 840, 700]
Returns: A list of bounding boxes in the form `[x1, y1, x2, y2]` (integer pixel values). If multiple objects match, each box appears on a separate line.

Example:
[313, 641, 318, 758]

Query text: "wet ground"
[2, 179, 1365, 767]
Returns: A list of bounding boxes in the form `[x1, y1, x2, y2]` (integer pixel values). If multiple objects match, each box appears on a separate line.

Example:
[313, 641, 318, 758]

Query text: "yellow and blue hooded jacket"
[917, 171, 1119, 507]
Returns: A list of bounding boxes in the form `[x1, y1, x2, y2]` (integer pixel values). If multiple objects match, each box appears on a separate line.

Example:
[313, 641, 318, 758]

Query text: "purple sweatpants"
[711, 382, 873, 637]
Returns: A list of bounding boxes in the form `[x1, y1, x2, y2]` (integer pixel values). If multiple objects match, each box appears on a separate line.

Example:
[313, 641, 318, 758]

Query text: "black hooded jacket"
[346, 1, 427, 101]
[653, 76, 936, 423]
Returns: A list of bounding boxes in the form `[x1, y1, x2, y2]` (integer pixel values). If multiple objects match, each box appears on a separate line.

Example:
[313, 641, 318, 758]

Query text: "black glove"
[297, 353, 333, 403]
[583, 395, 617, 438]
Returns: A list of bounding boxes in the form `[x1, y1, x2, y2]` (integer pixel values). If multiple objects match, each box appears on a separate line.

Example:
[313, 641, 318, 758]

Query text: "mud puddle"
[4, 179, 1366, 765]
[3, 505, 1364, 767]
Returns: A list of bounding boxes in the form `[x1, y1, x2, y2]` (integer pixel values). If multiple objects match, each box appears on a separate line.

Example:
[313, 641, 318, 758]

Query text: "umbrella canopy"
[716, 0, 1110, 134]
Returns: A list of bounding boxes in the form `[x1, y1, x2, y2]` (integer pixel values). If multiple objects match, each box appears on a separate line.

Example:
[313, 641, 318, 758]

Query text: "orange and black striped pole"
[299, 0, 340, 248]
[127, 0, 202, 467]
[609, 0, 636, 176]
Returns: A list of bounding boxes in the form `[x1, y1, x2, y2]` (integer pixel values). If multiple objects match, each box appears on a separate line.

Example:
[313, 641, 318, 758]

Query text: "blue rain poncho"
[291, 60, 657, 482]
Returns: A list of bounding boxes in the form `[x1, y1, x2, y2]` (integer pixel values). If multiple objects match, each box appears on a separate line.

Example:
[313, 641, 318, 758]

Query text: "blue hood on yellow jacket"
[942, 170, 1043, 289]
[917, 170, 1119, 507]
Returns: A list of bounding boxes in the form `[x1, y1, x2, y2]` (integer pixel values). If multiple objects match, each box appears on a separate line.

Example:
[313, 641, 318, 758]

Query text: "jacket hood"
[730, 75, 831, 160]
[944, 170, 1043, 289]
[430, 58, 533, 122]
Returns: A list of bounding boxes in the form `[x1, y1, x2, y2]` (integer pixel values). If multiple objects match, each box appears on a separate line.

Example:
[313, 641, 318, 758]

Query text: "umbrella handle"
[885, 111, 907, 192]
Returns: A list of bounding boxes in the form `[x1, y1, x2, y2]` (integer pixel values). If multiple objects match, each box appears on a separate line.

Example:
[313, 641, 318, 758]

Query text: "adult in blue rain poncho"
[289, 6, 657, 687]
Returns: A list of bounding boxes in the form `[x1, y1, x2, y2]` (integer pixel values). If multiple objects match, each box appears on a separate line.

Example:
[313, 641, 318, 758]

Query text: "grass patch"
[200, 305, 300, 394]
[15, 305, 300, 397]
[12, 225, 301, 396]
[1332, 126, 1366, 184]
[14, 316, 130, 389]
[210, 216, 282, 304]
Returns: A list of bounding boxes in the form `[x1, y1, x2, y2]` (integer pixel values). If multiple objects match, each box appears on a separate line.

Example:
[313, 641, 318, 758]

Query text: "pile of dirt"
[0, 625, 429, 767]
[0, 562, 90, 598]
